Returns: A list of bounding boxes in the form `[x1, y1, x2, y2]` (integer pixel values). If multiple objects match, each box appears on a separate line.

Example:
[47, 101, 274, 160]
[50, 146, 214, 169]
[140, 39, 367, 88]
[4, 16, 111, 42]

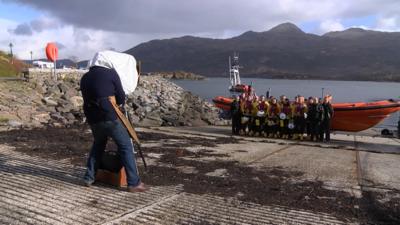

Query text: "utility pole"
[30, 51, 33, 62]
[9, 43, 13, 64]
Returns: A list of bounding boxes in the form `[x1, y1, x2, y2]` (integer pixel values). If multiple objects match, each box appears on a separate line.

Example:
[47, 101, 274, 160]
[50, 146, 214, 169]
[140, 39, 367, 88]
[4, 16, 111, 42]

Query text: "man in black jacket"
[80, 66, 146, 192]
[315, 97, 325, 142]
[320, 95, 334, 142]
[307, 98, 316, 141]
[230, 95, 241, 135]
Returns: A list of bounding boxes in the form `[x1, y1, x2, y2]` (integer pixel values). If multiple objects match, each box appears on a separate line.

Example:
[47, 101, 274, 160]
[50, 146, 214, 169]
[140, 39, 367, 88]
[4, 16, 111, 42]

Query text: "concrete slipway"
[0, 126, 399, 224]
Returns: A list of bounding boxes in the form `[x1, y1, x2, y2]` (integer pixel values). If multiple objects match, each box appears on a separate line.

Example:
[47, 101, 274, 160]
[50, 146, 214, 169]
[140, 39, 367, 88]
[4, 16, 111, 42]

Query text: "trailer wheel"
[381, 129, 390, 136]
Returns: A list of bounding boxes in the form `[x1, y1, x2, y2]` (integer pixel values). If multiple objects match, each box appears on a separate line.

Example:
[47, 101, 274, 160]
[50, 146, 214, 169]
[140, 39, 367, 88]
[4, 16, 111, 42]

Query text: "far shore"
[168, 74, 400, 83]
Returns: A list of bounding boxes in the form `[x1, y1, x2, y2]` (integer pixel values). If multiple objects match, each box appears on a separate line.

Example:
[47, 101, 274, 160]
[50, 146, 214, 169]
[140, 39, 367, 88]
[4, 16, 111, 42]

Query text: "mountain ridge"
[124, 23, 400, 81]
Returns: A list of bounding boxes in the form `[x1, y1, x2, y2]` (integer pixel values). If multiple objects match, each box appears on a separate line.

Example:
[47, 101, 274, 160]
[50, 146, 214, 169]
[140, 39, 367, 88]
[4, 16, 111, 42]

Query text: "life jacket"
[268, 104, 279, 117]
[294, 103, 307, 117]
[231, 100, 240, 114]
[316, 104, 325, 121]
[245, 100, 252, 114]
[251, 101, 259, 116]
[323, 103, 333, 119]
[258, 101, 268, 111]
[307, 104, 317, 120]
[282, 103, 292, 118]
[239, 100, 245, 113]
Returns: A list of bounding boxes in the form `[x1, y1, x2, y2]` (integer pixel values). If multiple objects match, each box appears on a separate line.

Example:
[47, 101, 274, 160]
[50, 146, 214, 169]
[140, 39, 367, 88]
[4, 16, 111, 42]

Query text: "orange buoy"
[45, 43, 58, 62]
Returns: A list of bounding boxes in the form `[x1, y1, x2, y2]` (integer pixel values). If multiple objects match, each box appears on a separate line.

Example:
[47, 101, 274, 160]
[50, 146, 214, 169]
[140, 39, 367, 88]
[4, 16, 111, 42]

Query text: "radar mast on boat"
[229, 53, 241, 88]
[229, 53, 248, 93]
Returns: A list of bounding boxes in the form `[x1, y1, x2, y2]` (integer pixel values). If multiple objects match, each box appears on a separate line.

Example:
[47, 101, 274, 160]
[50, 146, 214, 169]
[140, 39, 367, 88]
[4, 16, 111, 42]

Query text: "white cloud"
[3, 0, 400, 60]
[0, 18, 151, 60]
[318, 20, 345, 34]
[375, 16, 400, 31]
[10, 0, 393, 34]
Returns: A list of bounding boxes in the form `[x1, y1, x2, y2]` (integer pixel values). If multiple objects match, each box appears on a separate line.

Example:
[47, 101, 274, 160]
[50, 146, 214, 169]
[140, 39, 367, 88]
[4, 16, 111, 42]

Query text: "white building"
[32, 61, 54, 69]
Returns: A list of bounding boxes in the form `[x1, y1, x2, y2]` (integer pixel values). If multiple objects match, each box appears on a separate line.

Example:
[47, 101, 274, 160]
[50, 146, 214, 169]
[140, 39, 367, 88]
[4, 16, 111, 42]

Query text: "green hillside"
[0, 51, 27, 77]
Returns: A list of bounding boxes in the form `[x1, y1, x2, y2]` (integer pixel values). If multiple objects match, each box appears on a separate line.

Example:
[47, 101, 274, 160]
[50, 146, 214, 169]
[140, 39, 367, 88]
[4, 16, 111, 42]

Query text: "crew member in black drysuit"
[320, 95, 334, 142]
[315, 97, 325, 142]
[306, 97, 313, 137]
[230, 95, 241, 135]
[307, 98, 318, 141]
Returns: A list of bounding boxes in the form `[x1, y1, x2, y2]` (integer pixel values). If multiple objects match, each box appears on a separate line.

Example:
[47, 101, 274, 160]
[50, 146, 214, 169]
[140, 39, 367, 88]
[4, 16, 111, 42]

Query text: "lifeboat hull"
[331, 100, 400, 132]
[212, 96, 233, 111]
[212, 96, 400, 132]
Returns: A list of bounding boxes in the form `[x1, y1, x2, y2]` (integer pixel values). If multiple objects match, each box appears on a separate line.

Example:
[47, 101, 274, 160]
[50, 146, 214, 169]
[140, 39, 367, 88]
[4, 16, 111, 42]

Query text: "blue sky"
[300, 15, 377, 33]
[0, 1, 40, 22]
[1, 0, 400, 60]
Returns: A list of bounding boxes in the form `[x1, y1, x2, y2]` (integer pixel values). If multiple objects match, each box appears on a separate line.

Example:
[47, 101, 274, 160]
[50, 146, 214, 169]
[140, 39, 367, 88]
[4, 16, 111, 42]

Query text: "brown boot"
[127, 182, 148, 193]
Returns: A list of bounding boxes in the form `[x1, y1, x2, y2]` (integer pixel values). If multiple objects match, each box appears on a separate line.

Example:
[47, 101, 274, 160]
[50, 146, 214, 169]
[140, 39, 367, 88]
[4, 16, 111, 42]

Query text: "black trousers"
[232, 114, 241, 134]
[320, 119, 331, 141]
[280, 119, 290, 136]
[294, 117, 306, 134]
[309, 121, 319, 140]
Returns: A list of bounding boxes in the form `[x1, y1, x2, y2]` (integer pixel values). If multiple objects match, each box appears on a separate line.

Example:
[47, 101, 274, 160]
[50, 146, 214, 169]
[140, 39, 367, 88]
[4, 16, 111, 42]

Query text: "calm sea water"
[173, 77, 400, 128]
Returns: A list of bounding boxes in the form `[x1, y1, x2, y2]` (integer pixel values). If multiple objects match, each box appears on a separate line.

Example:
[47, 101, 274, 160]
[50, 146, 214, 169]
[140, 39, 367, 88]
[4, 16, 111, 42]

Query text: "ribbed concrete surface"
[0, 145, 351, 225]
[108, 193, 349, 225]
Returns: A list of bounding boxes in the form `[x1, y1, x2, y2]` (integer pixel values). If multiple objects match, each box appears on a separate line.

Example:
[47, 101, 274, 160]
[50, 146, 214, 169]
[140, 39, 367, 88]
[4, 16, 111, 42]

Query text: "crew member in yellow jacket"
[249, 96, 259, 136]
[292, 96, 308, 140]
[267, 97, 281, 138]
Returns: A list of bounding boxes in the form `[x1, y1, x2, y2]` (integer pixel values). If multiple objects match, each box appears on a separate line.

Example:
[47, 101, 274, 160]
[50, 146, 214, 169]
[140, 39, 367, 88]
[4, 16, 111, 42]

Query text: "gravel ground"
[0, 125, 399, 224]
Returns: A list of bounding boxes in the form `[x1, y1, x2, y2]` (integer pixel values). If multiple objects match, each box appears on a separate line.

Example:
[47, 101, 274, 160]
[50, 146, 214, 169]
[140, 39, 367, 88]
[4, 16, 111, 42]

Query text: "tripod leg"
[128, 135, 140, 175]
[137, 144, 147, 170]
[126, 110, 147, 171]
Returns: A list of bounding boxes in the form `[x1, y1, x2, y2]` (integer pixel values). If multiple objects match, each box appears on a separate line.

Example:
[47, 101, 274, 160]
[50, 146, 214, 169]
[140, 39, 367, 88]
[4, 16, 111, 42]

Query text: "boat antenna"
[229, 56, 233, 87]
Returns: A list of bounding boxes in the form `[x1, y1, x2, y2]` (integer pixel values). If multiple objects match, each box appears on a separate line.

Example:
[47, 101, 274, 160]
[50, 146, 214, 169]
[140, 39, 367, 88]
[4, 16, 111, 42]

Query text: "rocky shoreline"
[146, 71, 205, 80]
[0, 75, 225, 128]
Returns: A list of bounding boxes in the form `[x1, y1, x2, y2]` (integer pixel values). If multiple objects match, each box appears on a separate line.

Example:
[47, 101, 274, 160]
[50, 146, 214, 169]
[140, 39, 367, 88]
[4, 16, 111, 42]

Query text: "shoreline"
[186, 75, 400, 83]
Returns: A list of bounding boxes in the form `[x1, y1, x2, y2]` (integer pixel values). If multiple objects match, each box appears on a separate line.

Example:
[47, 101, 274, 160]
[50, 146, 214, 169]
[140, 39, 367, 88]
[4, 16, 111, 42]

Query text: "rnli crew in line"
[267, 97, 280, 138]
[278, 95, 286, 138]
[250, 96, 260, 136]
[263, 96, 272, 137]
[280, 98, 293, 139]
[315, 97, 325, 142]
[239, 93, 247, 135]
[307, 98, 318, 141]
[230, 95, 241, 135]
[242, 95, 253, 135]
[320, 95, 334, 142]
[293, 96, 308, 140]
[306, 96, 314, 138]
[257, 95, 269, 137]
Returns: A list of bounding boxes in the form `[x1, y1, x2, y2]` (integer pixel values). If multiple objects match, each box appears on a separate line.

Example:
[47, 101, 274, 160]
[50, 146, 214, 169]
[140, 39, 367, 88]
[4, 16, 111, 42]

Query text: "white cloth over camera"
[88, 50, 138, 94]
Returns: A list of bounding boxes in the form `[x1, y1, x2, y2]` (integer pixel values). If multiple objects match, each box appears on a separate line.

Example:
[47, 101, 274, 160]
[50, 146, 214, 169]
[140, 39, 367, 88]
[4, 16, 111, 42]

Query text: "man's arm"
[112, 69, 126, 105]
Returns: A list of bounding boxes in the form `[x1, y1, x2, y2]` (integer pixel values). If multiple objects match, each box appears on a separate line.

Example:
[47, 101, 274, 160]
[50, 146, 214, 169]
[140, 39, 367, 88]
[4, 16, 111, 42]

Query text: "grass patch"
[0, 51, 28, 77]
[0, 117, 10, 123]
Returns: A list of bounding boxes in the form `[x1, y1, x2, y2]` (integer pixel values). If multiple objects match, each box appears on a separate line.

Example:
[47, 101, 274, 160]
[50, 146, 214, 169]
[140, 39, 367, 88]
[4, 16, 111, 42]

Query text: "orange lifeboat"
[212, 96, 400, 132]
[212, 96, 233, 111]
[331, 100, 400, 132]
